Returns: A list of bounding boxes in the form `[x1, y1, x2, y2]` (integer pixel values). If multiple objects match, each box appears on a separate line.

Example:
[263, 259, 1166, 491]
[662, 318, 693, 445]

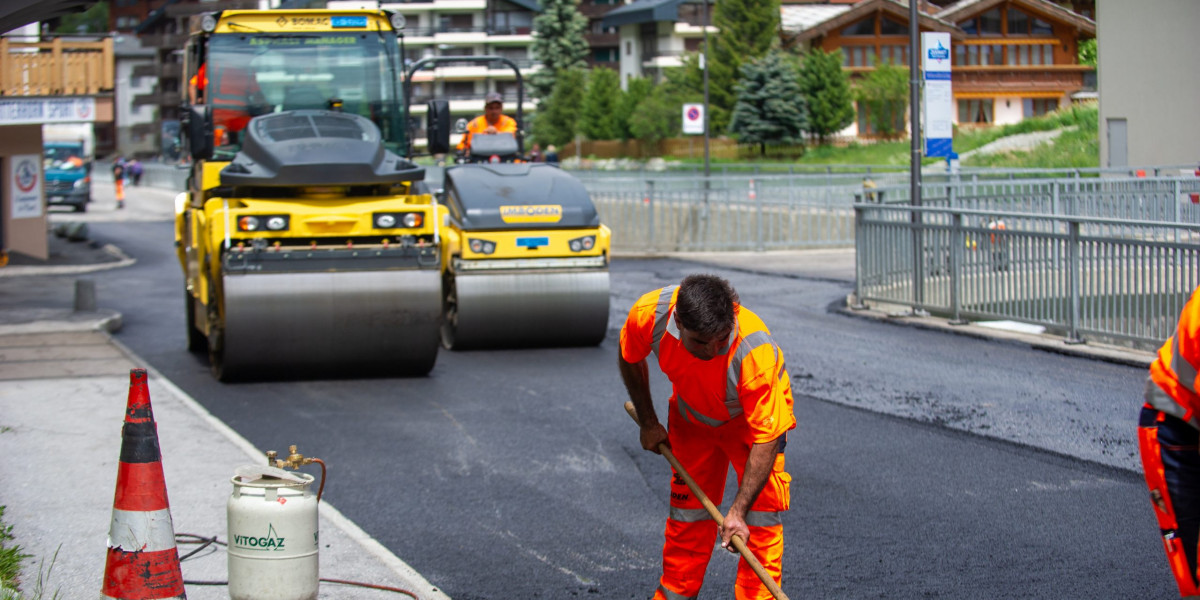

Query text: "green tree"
[855, 63, 909, 138]
[617, 76, 653, 140]
[798, 48, 854, 144]
[628, 86, 680, 154]
[579, 67, 622, 140]
[729, 50, 808, 154]
[54, 2, 108, 34]
[531, 68, 587, 146]
[1078, 38, 1097, 67]
[709, 0, 780, 133]
[530, 0, 589, 101]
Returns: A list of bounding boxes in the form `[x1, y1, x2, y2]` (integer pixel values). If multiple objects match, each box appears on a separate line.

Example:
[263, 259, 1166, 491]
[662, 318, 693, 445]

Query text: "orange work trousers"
[1140, 406, 1200, 597]
[653, 399, 791, 600]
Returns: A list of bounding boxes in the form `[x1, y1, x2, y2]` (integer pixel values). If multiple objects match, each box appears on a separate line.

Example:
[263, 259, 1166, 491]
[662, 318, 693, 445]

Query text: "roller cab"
[439, 162, 611, 349]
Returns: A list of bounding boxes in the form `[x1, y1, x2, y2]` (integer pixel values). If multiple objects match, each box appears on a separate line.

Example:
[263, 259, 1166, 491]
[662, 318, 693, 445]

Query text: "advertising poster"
[9, 154, 42, 219]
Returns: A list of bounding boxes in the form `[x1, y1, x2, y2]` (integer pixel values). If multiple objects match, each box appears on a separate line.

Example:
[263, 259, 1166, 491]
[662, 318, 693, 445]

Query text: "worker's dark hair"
[675, 274, 738, 336]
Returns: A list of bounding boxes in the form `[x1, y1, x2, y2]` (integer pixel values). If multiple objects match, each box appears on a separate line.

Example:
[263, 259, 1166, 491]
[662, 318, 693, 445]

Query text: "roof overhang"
[785, 0, 963, 45]
[602, 0, 691, 28]
[938, 0, 1096, 37]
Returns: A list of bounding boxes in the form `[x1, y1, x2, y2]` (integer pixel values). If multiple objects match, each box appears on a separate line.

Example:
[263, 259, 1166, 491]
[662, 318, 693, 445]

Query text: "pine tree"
[709, 0, 780, 133]
[728, 50, 808, 154]
[530, 0, 589, 101]
[799, 48, 855, 144]
[580, 68, 623, 141]
[617, 77, 653, 140]
[531, 68, 588, 146]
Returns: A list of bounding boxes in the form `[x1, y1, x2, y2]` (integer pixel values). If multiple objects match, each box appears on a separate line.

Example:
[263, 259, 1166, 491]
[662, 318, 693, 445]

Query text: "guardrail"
[854, 203, 1200, 348]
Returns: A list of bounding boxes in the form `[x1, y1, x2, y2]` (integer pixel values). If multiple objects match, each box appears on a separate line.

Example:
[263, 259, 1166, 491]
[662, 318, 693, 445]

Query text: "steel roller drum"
[222, 270, 441, 375]
[451, 269, 610, 348]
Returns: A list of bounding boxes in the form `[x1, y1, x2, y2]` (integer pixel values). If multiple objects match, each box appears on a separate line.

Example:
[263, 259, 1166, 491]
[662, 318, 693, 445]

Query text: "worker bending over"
[1141, 285, 1200, 597]
[619, 274, 795, 600]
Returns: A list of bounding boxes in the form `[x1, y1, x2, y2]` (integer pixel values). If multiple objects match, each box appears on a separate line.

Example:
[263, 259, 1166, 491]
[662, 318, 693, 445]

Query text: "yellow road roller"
[175, 9, 444, 380]
[410, 56, 612, 350]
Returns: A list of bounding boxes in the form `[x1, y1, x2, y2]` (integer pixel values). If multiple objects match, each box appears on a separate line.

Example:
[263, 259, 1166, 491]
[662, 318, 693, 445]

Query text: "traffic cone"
[101, 369, 186, 600]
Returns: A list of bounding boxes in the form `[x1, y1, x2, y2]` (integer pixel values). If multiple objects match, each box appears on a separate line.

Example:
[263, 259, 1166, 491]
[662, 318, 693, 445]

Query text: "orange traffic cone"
[101, 369, 186, 600]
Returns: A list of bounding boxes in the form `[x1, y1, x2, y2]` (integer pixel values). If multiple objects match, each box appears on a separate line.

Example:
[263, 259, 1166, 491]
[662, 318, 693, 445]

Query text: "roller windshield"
[203, 31, 404, 158]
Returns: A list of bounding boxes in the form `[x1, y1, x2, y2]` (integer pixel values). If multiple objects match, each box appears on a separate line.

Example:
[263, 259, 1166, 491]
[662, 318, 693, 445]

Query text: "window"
[593, 48, 619, 63]
[443, 81, 475, 98]
[842, 46, 871, 67]
[879, 45, 906, 65]
[879, 16, 905, 36]
[1007, 44, 1054, 66]
[438, 14, 474, 33]
[841, 17, 874, 37]
[979, 8, 1002, 35]
[1023, 98, 1058, 117]
[626, 41, 632, 56]
[958, 99, 993, 124]
[1007, 8, 1029, 35]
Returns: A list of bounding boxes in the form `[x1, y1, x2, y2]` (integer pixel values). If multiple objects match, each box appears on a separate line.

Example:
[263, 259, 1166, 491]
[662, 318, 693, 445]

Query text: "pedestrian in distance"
[112, 157, 126, 209]
[529, 142, 543, 163]
[128, 159, 143, 186]
[1140, 285, 1200, 597]
[618, 273, 795, 600]
[544, 144, 559, 165]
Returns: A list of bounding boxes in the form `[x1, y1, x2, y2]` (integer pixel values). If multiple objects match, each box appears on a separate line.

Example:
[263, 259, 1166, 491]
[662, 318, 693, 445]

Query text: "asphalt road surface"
[42, 208, 1175, 599]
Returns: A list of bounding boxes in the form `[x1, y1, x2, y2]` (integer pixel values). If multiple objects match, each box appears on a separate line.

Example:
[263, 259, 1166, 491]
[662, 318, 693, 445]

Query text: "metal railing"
[854, 203, 1200, 348]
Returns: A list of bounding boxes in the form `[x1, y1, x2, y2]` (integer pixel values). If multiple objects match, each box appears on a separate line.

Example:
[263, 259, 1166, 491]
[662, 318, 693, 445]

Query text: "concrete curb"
[0, 244, 135, 277]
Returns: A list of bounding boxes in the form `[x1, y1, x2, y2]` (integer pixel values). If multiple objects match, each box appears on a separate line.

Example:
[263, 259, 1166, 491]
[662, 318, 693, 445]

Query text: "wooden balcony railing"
[0, 36, 114, 96]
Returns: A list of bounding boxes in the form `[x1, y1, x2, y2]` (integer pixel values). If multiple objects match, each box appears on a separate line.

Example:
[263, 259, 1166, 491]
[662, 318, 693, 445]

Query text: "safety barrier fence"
[854, 204, 1200, 348]
[584, 173, 1200, 253]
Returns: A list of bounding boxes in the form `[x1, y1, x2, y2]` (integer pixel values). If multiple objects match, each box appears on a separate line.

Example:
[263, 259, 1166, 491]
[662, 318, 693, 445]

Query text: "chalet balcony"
[0, 36, 114, 96]
[951, 65, 1094, 94]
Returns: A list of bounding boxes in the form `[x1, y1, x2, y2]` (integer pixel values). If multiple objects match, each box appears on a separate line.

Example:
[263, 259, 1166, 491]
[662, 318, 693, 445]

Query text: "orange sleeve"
[498, 115, 518, 133]
[619, 289, 661, 364]
[738, 340, 796, 444]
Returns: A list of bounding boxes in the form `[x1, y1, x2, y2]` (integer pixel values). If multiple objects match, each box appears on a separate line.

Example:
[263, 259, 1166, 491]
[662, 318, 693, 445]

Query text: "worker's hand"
[719, 510, 749, 554]
[485, 125, 498, 134]
[639, 420, 668, 454]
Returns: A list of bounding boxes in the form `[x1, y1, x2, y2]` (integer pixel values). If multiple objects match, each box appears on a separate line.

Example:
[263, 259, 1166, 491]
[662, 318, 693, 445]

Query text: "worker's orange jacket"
[1146, 287, 1200, 426]
[620, 285, 795, 443]
[456, 114, 517, 152]
[208, 64, 261, 134]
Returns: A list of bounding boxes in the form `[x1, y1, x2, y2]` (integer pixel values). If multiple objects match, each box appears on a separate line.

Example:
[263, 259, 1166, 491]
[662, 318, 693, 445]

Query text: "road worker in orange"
[192, 61, 269, 146]
[456, 92, 517, 154]
[1141, 285, 1200, 597]
[619, 274, 795, 600]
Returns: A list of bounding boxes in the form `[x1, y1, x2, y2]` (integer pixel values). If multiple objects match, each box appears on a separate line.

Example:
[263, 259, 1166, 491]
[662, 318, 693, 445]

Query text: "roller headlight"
[373, 212, 423, 229]
[200, 13, 218, 32]
[237, 214, 289, 232]
[468, 238, 496, 255]
[389, 12, 407, 30]
[568, 235, 596, 253]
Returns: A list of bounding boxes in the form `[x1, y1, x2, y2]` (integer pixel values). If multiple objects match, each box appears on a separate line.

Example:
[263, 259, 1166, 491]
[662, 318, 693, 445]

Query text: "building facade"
[1096, 0, 1199, 169]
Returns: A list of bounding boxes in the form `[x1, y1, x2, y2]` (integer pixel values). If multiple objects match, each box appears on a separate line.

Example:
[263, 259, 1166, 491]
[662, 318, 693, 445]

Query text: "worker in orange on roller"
[456, 92, 517, 154]
[619, 273, 795, 600]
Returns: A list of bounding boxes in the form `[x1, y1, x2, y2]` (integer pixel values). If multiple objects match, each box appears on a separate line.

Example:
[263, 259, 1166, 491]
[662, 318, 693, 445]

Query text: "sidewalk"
[0, 187, 449, 599]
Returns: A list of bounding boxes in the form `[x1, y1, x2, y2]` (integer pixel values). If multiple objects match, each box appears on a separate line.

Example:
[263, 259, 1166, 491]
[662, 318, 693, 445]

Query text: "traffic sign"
[682, 103, 704, 135]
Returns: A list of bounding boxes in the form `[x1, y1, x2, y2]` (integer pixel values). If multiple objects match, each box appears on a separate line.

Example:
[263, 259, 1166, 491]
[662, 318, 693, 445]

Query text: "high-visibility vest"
[988, 219, 1006, 244]
[210, 65, 259, 134]
[620, 286, 795, 443]
[456, 114, 517, 152]
[1146, 286, 1200, 428]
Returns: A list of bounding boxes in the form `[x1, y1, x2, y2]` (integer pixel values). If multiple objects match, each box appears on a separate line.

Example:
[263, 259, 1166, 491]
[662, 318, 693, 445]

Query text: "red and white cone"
[101, 369, 186, 600]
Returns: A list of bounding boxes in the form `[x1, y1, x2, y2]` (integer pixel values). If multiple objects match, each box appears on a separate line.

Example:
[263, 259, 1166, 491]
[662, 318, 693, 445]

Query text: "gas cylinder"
[228, 465, 319, 600]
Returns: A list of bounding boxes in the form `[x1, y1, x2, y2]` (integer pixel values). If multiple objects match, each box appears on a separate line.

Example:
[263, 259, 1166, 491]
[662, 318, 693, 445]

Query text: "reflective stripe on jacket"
[620, 285, 795, 443]
[1147, 286, 1200, 428]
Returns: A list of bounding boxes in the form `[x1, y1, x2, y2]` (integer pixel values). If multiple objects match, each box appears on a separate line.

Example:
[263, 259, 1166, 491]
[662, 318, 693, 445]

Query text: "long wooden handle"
[624, 401, 788, 600]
